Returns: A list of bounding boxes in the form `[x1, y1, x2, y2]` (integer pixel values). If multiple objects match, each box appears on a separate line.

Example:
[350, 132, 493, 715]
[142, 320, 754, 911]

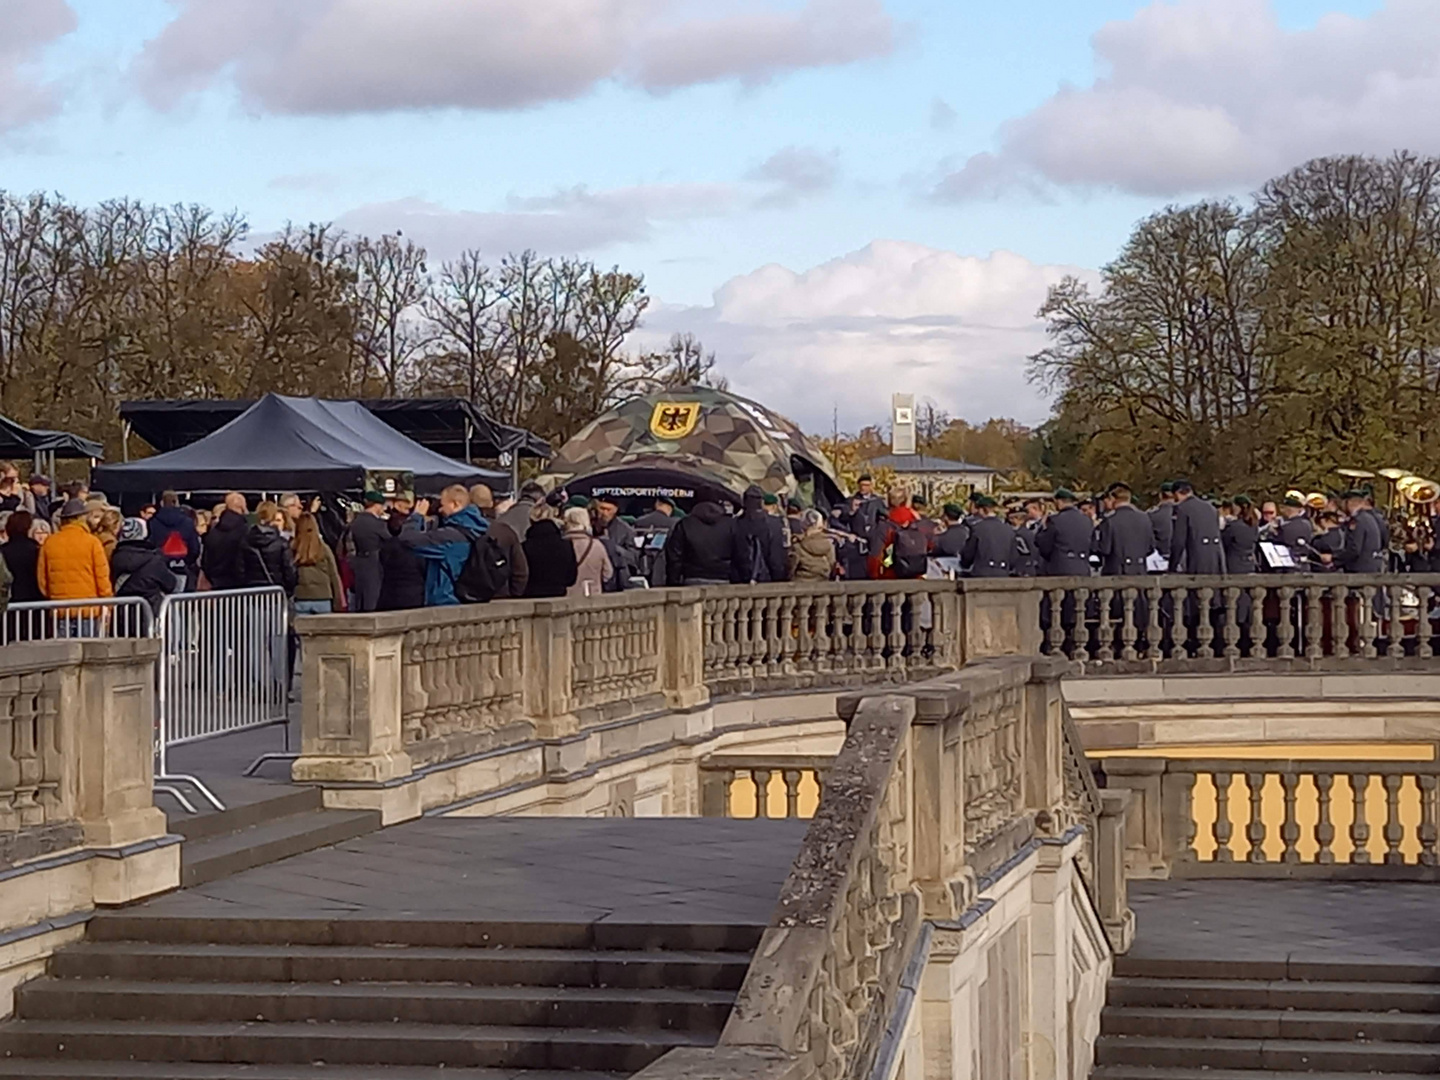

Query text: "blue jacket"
[400, 505, 489, 606]
[148, 505, 201, 565]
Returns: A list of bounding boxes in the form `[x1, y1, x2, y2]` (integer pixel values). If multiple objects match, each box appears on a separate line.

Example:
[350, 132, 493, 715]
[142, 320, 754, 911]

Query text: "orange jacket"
[37, 520, 114, 601]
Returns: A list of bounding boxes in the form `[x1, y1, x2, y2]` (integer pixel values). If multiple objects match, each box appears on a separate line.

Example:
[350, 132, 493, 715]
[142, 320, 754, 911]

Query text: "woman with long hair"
[1222, 494, 1260, 575]
[290, 512, 345, 614]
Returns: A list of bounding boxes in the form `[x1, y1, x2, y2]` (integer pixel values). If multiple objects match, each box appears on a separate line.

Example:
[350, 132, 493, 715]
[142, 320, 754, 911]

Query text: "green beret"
[942, 502, 963, 518]
[1054, 488, 1076, 501]
[762, 493, 779, 506]
[1283, 494, 1304, 508]
[565, 495, 591, 509]
[974, 494, 998, 509]
[1233, 493, 1252, 507]
[1159, 481, 1175, 494]
[362, 490, 386, 505]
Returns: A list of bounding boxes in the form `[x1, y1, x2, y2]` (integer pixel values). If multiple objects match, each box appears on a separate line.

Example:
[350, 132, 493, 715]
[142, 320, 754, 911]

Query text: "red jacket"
[868, 505, 922, 579]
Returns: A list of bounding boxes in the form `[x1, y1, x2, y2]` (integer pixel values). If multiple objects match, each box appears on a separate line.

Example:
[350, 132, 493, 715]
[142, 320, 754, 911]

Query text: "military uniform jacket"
[1168, 498, 1224, 575]
[935, 523, 969, 557]
[962, 516, 1022, 578]
[1036, 506, 1094, 577]
[1148, 503, 1175, 557]
[1339, 512, 1385, 574]
[1221, 519, 1260, 575]
[1095, 504, 1153, 576]
[1275, 516, 1313, 570]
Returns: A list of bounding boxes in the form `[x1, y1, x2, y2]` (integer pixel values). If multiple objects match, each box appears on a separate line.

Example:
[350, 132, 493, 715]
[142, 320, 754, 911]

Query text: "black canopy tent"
[93, 394, 505, 495]
[119, 398, 550, 460]
[0, 414, 105, 486]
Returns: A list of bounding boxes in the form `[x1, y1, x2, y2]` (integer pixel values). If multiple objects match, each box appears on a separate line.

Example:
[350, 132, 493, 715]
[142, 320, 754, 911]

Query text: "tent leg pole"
[511, 454, 520, 494]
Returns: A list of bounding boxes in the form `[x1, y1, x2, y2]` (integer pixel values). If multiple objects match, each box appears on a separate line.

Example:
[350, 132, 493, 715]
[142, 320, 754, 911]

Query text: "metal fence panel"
[2, 597, 153, 645]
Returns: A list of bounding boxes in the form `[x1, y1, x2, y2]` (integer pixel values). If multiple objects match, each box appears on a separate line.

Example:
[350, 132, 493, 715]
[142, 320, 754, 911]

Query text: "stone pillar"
[1096, 789, 1135, 953]
[292, 618, 412, 786]
[523, 600, 578, 740]
[661, 589, 709, 711]
[957, 583, 1044, 663]
[1101, 758, 1169, 878]
[1023, 657, 1067, 816]
[1027, 836, 1077, 1080]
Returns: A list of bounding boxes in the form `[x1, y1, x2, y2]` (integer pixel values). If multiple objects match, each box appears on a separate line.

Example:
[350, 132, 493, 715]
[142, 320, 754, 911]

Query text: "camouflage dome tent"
[541, 386, 845, 512]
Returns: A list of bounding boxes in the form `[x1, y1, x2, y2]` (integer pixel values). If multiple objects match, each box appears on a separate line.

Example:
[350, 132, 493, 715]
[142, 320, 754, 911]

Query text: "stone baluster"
[1171, 587, 1193, 660]
[1419, 586, 1435, 659]
[752, 768, 773, 819]
[1073, 588, 1091, 664]
[722, 596, 740, 682]
[1279, 771, 1300, 863]
[1330, 583, 1351, 660]
[885, 591, 907, 673]
[815, 594, 835, 673]
[1304, 584, 1323, 660]
[1046, 588, 1067, 656]
[1223, 587, 1241, 660]
[1196, 586, 1215, 660]
[846, 592, 867, 674]
[780, 594, 801, 676]
[1161, 769, 1198, 866]
[738, 597, 759, 681]
[1247, 584, 1266, 659]
[1360, 588, 1379, 659]
[1120, 587, 1139, 662]
[1245, 771, 1266, 863]
[768, 595, 786, 676]
[793, 594, 813, 671]
[1212, 771, 1234, 862]
[1145, 587, 1164, 662]
[1315, 772, 1336, 864]
[701, 598, 720, 679]
[1350, 773, 1371, 864]
[1276, 586, 1296, 660]
[0, 682, 19, 831]
[866, 593, 886, 672]
[784, 769, 803, 818]
[1095, 587, 1115, 663]
[1388, 585, 1407, 659]
[1419, 774, 1439, 866]
[1383, 774, 1405, 865]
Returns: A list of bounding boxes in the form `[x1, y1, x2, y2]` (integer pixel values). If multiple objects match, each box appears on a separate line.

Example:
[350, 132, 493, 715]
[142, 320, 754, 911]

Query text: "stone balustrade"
[993, 572, 1440, 674]
[1104, 755, 1440, 879]
[698, 754, 831, 819]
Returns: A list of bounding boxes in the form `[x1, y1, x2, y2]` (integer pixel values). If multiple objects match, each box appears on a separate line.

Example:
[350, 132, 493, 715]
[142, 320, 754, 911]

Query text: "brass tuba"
[1398, 475, 1440, 506]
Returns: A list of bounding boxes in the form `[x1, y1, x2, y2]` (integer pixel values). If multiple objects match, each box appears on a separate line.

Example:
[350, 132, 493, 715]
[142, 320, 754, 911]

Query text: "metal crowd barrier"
[153, 587, 290, 813]
[1, 596, 154, 645]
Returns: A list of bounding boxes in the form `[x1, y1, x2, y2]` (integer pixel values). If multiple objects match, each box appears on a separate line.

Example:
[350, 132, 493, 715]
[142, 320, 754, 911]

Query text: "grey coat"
[1095, 504, 1153, 576]
[1148, 503, 1175, 557]
[1275, 515, 1313, 570]
[1339, 511, 1385, 574]
[348, 511, 390, 612]
[1036, 506, 1094, 577]
[1168, 497, 1224, 575]
[962, 516, 1023, 578]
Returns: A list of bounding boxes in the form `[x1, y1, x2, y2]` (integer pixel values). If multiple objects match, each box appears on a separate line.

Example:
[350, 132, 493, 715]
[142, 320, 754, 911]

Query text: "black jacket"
[241, 524, 299, 595]
[378, 517, 427, 611]
[522, 520, 578, 598]
[1036, 506, 1094, 577]
[963, 516, 1023, 578]
[111, 540, 176, 606]
[1, 537, 41, 602]
[1168, 497, 1224, 575]
[1095, 503, 1153, 576]
[733, 488, 788, 583]
[349, 511, 389, 612]
[1221, 519, 1260, 575]
[665, 501, 746, 586]
[202, 510, 249, 590]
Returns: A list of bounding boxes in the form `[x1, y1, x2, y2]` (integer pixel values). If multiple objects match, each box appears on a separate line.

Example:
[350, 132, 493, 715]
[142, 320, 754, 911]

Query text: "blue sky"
[0, 0, 1415, 430]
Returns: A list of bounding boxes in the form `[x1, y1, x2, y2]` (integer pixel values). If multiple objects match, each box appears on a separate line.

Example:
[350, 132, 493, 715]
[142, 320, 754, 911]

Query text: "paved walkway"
[1130, 880, 1440, 966]
[139, 817, 807, 926]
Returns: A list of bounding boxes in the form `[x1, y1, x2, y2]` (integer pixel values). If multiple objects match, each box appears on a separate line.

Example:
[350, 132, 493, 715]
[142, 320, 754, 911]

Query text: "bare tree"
[425, 250, 500, 401]
[354, 233, 432, 396]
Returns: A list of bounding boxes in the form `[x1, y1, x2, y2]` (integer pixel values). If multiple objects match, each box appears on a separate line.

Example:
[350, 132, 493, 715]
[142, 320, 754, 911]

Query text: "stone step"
[1115, 956, 1440, 984]
[17, 978, 736, 1031]
[0, 1019, 714, 1073]
[1102, 1005, 1440, 1042]
[87, 913, 766, 953]
[0, 1063, 624, 1079]
[1093, 1067, 1421, 1080]
[50, 942, 754, 990]
[168, 787, 324, 844]
[181, 810, 382, 888]
[1108, 975, 1440, 1012]
[1095, 1034, 1440, 1073]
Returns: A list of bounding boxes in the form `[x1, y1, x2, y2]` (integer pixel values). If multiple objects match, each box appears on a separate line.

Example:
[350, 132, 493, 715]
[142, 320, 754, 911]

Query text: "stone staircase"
[1093, 954, 1440, 1079]
[0, 912, 757, 1078]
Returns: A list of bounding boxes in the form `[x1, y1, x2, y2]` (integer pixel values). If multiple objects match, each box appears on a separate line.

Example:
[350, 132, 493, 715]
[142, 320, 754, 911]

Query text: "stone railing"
[979, 572, 1440, 674]
[1105, 756, 1440, 879]
[698, 754, 831, 819]
[634, 655, 1122, 1080]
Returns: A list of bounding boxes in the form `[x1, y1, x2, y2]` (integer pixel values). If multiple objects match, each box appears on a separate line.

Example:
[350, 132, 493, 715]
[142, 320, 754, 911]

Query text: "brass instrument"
[1305, 492, 1328, 510]
[1398, 475, 1439, 506]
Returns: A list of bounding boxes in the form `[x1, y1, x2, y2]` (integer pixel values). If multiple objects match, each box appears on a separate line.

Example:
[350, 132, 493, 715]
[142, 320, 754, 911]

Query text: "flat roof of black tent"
[0, 414, 103, 459]
[95, 394, 505, 494]
[120, 398, 550, 459]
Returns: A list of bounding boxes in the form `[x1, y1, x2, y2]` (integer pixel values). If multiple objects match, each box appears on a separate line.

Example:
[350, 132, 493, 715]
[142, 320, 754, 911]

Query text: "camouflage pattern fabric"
[539, 385, 843, 503]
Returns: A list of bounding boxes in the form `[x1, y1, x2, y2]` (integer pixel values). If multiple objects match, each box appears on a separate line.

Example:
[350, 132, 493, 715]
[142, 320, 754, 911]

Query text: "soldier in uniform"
[1338, 490, 1385, 573]
[1221, 494, 1260, 575]
[1094, 482, 1153, 576]
[961, 495, 1023, 578]
[1035, 489, 1094, 577]
[1167, 480, 1224, 575]
[935, 503, 969, 557]
[1148, 482, 1176, 567]
[1274, 495, 1313, 571]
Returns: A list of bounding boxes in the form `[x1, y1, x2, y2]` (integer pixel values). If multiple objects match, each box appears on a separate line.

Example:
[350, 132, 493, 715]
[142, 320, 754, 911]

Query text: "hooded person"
[664, 499, 748, 587]
[399, 484, 490, 606]
[110, 517, 176, 609]
[148, 490, 202, 591]
[734, 485, 788, 583]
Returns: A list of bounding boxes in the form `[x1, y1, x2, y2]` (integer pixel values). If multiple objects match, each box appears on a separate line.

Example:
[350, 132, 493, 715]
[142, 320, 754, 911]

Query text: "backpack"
[454, 533, 510, 603]
[891, 521, 930, 578]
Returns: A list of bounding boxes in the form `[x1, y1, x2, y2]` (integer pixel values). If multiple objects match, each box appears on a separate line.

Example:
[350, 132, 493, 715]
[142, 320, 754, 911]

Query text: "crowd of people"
[0, 463, 1428, 626]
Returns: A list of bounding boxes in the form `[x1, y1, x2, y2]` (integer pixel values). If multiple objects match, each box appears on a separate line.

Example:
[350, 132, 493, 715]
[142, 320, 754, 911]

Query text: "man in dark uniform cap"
[1168, 479, 1224, 575]
[1149, 481, 1176, 565]
[1274, 494, 1313, 571]
[961, 495, 1024, 578]
[1094, 482, 1153, 576]
[1338, 489, 1385, 574]
[936, 503, 968, 557]
[1036, 489, 1094, 577]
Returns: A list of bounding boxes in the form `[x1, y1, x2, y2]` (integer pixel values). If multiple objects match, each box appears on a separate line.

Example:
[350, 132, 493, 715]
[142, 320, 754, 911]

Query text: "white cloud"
[642, 240, 1096, 430]
[333, 182, 737, 260]
[0, 0, 76, 133]
[934, 0, 1440, 199]
[747, 145, 840, 207]
[135, 0, 894, 115]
